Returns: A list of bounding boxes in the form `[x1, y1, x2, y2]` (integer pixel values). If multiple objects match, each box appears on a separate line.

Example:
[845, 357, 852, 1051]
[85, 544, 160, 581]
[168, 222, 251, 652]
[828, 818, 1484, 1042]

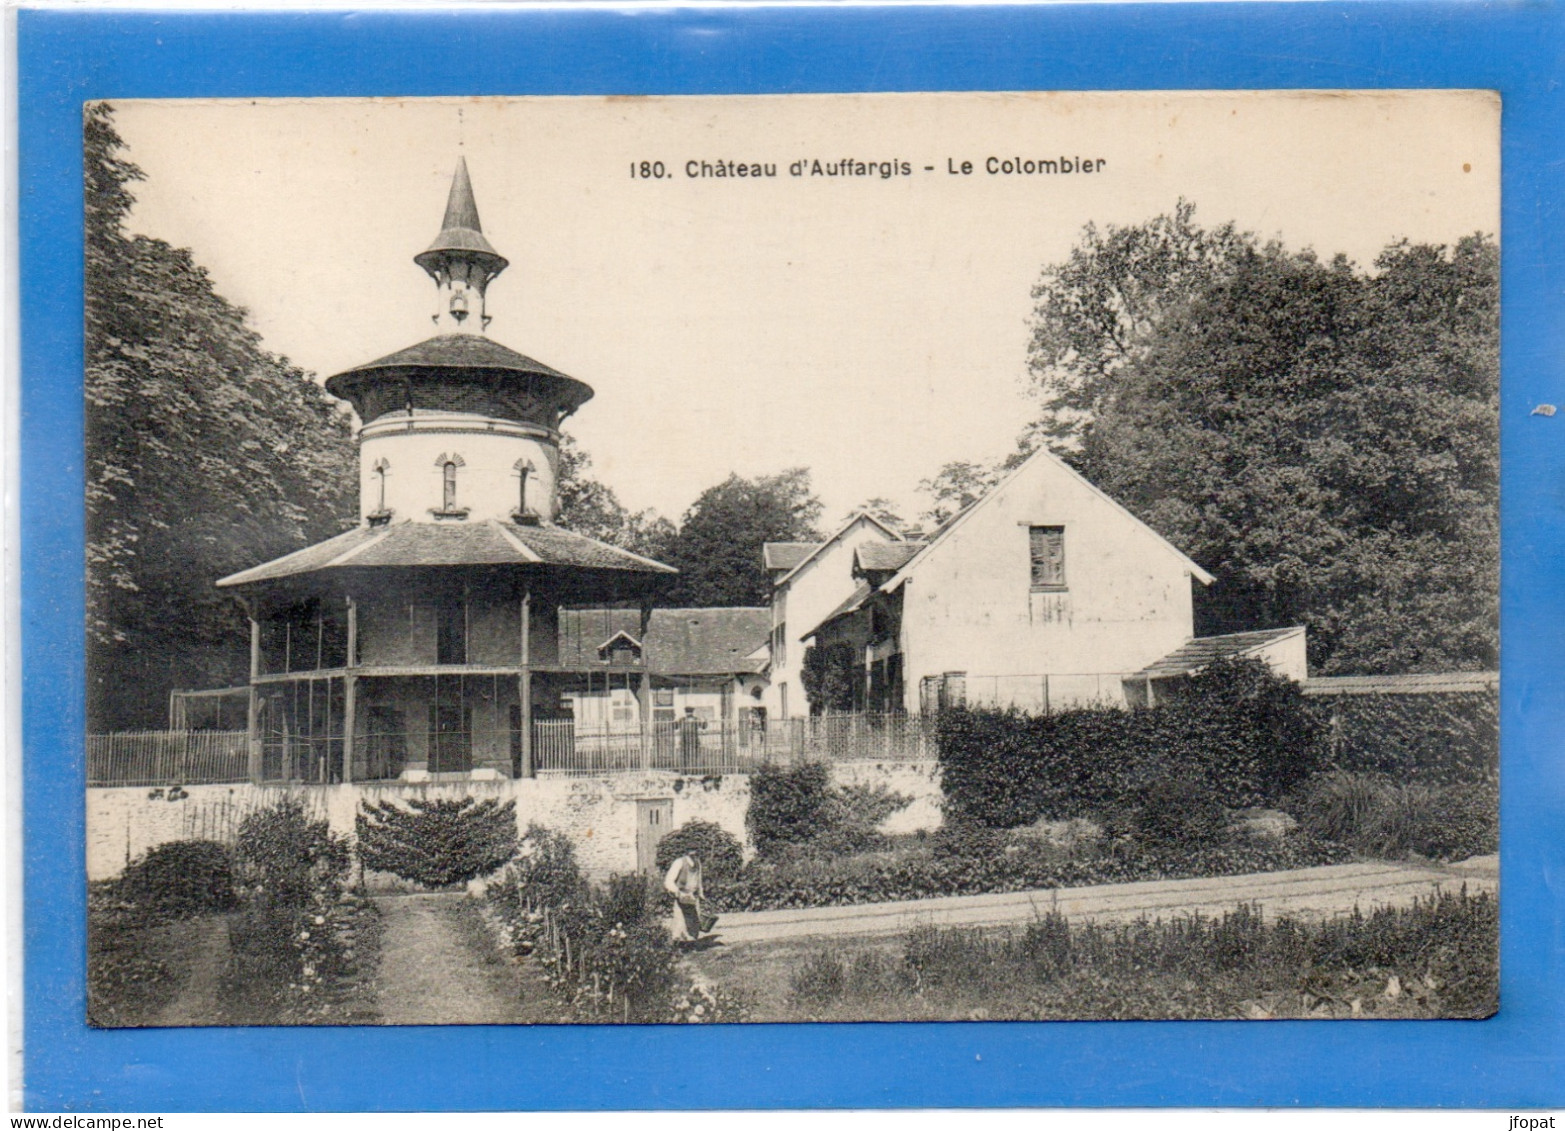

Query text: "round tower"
[324, 158, 592, 527]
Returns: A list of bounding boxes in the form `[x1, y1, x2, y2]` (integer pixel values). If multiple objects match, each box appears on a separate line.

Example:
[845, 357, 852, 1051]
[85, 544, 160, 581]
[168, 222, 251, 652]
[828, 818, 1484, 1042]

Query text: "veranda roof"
[215, 518, 676, 589]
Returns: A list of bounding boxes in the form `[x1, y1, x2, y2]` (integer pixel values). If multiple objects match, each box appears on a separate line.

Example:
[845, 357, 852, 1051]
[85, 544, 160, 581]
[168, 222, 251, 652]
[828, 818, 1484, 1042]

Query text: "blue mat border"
[18, 2, 1565, 1112]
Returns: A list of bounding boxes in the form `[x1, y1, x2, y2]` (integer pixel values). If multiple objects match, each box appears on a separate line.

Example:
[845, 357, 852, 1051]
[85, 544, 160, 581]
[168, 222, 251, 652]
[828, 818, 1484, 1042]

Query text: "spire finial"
[414, 158, 508, 332]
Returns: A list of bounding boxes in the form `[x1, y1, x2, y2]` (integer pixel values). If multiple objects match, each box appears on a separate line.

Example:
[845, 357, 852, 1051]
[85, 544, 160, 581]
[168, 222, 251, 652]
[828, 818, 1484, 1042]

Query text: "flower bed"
[711, 830, 1352, 913]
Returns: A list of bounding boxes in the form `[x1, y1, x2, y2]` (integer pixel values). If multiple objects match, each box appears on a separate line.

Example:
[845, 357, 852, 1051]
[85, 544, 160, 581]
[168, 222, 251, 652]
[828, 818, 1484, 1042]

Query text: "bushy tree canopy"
[86, 104, 357, 728]
[1024, 206, 1498, 674]
[553, 432, 676, 558]
[656, 469, 823, 607]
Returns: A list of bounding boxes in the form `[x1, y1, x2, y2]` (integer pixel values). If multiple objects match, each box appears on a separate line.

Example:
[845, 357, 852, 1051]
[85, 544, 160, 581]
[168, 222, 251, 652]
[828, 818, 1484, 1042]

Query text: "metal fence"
[87, 730, 250, 787]
[533, 712, 932, 776]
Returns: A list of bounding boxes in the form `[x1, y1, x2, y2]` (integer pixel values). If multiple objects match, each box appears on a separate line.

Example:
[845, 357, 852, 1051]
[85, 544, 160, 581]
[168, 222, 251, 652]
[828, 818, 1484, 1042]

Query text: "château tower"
[324, 158, 590, 527]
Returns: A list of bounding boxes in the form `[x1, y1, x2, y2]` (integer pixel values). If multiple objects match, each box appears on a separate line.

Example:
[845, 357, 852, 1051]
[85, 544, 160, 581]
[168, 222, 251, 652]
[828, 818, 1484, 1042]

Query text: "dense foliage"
[1017, 204, 1499, 674]
[1287, 772, 1497, 862]
[225, 797, 370, 1023]
[1317, 690, 1497, 785]
[746, 761, 835, 853]
[655, 469, 824, 607]
[800, 642, 861, 713]
[938, 659, 1321, 829]
[118, 839, 238, 916]
[487, 824, 743, 1022]
[234, 797, 350, 909]
[712, 829, 1348, 913]
[356, 797, 518, 887]
[86, 104, 357, 728]
[553, 433, 676, 556]
[654, 819, 745, 886]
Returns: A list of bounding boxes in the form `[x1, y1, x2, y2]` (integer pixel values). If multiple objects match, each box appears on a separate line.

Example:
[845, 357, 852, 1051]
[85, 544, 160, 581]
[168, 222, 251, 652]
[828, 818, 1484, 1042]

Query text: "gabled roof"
[880, 446, 1215, 593]
[855, 541, 927, 573]
[763, 542, 823, 572]
[772, 511, 902, 588]
[555, 607, 771, 675]
[1302, 671, 1498, 697]
[1139, 627, 1305, 679]
[596, 629, 643, 657]
[215, 519, 676, 588]
[801, 582, 874, 642]
[646, 608, 771, 675]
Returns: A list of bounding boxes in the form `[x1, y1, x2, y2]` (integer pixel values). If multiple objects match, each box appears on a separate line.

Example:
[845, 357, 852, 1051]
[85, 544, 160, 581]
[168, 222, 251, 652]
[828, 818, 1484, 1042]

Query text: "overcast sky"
[112, 92, 1498, 526]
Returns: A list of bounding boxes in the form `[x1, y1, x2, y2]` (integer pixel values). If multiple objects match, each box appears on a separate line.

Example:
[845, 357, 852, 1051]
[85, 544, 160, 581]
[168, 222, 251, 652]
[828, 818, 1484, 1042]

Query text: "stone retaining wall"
[86, 761, 943, 882]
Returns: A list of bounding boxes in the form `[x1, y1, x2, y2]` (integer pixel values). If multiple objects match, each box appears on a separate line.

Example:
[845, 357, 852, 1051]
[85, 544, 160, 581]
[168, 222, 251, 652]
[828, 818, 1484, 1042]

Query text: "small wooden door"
[636, 799, 673, 875]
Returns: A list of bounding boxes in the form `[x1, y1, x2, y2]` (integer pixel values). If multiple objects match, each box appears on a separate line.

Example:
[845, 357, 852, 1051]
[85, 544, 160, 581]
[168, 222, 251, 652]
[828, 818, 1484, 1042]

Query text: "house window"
[442, 460, 458, 510]
[431, 453, 468, 518]
[436, 599, 467, 665]
[1029, 525, 1066, 590]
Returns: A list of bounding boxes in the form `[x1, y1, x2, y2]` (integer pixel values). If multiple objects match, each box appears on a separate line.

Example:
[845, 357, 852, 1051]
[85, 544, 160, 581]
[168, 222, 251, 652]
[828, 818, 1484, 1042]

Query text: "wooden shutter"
[1029, 526, 1066, 589]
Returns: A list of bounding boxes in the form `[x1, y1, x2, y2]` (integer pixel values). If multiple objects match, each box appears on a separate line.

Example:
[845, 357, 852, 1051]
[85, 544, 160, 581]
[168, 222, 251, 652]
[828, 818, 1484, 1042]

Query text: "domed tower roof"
[324, 333, 594, 428]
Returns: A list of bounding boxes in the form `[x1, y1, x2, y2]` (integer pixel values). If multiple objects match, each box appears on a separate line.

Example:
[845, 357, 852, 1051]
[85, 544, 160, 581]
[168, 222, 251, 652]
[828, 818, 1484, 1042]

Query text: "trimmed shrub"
[654, 820, 744, 886]
[356, 797, 517, 887]
[821, 782, 913, 853]
[747, 761, 834, 853]
[1314, 689, 1498, 785]
[235, 797, 350, 909]
[939, 658, 1322, 829]
[119, 839, 238, 916]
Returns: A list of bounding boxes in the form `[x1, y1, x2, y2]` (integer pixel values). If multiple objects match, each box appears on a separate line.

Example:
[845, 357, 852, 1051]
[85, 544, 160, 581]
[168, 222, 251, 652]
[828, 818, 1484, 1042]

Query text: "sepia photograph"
[83, 92, 1499, 1029]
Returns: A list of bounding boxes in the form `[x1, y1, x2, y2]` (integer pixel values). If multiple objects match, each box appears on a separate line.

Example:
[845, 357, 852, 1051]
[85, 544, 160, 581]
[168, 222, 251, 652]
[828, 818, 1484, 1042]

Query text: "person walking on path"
[664, 852, 714, 944]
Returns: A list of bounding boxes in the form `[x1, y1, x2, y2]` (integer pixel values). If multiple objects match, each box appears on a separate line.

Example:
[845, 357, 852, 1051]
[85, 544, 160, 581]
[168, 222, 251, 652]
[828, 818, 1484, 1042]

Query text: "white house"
[761, 511, 904, 720]
[798, 446, 1306, 715]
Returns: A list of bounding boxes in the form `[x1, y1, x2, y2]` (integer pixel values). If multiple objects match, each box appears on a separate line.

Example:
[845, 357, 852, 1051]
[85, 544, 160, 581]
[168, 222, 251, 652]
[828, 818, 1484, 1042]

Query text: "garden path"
[371, 892, 554, 1025]
[702, 856, 1499, 948]
[151, 915, 231, 1027]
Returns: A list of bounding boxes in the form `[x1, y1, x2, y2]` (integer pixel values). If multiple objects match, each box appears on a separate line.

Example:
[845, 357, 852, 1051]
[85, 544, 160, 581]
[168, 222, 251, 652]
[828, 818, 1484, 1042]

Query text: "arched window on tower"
[431, 453, 469, 519]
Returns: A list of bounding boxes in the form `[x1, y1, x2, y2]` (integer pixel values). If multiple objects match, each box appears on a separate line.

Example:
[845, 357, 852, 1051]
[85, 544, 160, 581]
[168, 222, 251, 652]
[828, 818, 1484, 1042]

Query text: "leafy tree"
[657, 469, 823, 606]
[916, 460, 999, 530]
[1076, 234, 1498, 674]
[1027, 200, 1248, 450]
[86, 103, 358, 728]
[843, 497, 912, 537]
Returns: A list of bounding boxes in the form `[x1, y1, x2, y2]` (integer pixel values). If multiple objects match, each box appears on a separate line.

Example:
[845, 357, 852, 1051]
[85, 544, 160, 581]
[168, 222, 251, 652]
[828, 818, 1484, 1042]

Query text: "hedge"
[939, 658, 1322, 829]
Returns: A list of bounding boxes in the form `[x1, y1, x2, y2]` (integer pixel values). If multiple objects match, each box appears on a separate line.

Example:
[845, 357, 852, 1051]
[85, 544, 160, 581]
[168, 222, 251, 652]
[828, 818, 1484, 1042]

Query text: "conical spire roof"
[414, 157, 508, 283]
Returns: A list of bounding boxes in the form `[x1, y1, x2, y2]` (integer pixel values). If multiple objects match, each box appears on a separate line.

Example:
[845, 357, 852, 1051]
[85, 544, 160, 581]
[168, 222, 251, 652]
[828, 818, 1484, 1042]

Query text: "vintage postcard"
[83, 91, 1498, 1028]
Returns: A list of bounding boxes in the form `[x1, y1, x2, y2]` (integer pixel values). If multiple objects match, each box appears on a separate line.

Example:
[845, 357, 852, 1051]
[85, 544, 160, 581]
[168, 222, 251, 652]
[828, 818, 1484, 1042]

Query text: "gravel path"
[372, 892, 550, 1025]
[705, 856, 1499, 947]
[151, 916, 231, 1027]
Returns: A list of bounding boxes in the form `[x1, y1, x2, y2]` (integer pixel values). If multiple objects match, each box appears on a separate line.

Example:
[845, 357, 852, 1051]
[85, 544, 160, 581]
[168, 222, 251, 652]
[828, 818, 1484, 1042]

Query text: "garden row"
[88, 799, 379, 1027]
[776, 888, 1498, 1022]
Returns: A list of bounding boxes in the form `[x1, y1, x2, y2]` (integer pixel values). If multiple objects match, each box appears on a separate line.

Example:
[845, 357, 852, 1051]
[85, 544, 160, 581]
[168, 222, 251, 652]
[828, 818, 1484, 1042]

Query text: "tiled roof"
[330, 334, 572, 381]
[555, 607, 770, 675]
[1140, 627, 1305, 678]
[1303, 672, 1498, 697]
[646, 608, 771, 675]
[802, 581, 874, 641]
[216, 519, 676, 588]
[763, 542, 822, 571]
[856, 541, 927, 572]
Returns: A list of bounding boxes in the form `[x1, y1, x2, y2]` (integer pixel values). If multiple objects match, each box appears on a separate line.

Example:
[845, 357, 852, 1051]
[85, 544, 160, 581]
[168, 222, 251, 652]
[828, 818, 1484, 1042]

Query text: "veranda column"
[518, 588, 533, 777]
[637, 672, 653, 771]
[247, 610, 262, 783]
[341, 596, 357, 784]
